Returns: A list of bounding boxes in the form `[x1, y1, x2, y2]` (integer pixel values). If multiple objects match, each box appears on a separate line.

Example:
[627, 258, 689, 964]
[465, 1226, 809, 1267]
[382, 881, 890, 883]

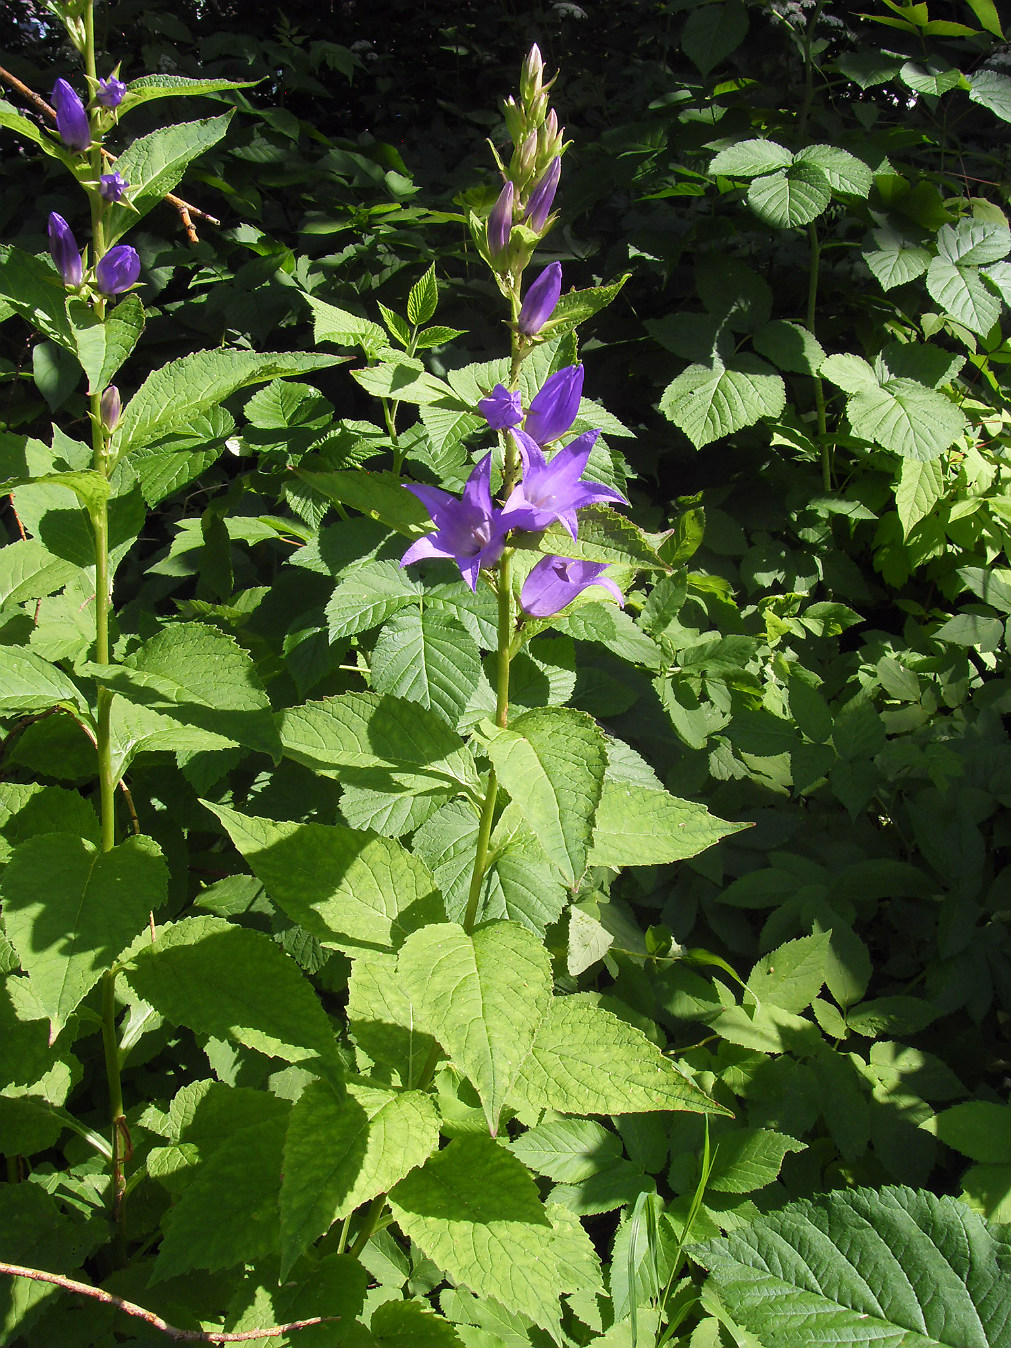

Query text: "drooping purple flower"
[47, 212, 83, 287]
[478, 383, 523, 432]
[487, 181, 514, 258]
[402, 453, 508, 591]
[521, 555, 624, 619]
[500, 428, 627, 539]
[97, 76, 127, 109]
[517, 261, 562, 338]
[52, 78, 90, 151]
[523, 157, 560, 233]
[100, 385, 122, 431]
[95, 244, 141, 295]
[99, 171, 129, 202]
[523, 364, 583, 446]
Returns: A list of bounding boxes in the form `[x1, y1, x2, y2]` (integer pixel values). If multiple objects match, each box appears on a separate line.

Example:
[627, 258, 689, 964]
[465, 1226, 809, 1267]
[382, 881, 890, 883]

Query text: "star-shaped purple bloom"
[520, 555, 623, 618]
[402, 453, 508, 591]
[499, 428, 628, 539]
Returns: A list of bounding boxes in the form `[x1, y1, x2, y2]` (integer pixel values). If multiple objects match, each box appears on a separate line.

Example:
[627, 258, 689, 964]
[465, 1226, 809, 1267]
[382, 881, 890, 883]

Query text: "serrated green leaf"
[120, 74, 258, 110]
[707, 1128, 806, 1193]
[378, 302, 412, 347]
[968, 70, 1011, 121]
[483, 708, 606, 885]
[372, 606, 482, 726]
[347, 950, 436, 1087]
[280, 1079, 439, 1276]
[794, 144, 873, 197]
[543, 274, 631, 340]
[820, 352, 879, 393]
[0, 244, 76, 352]
[710, 139, 792, 179]
[747, 163, 831, 228]
[896, 458, 945, 536]
[752, 320, 825, 374]
[414, 324, 467, 349]
[0, 832, 167, 1030]
[926, 255, 1003, 334]
[207, 803, 445, 957]
[67, 294, 145, 395]
[589, 781, 745, 868]
[510, 994, 727, 1117]
[864, 240, 932, 290]
[692, 1185, 1011, 1348]
[0, 99, 80, 175]
[352, 358, 458, 407]
[847, 378, 966, 460]
[295, 467, 431, 536]
[922, 1102, 1011, 1164]
[398, 921, 553, 1134]
[304, 293, 387, 350]
[373, 1301, 466, 1347]
[124, 915, 343, 1079]
[509, 1118, 623, 1182]
[0, 646, 88, 716]
[325, 559, 420, 641]
[899, 61, 965, 96]
[659, 357, 786, 450]
[746, 933, 832, 1014]
[550, 601, 663, 668]
[936, 220, 1011, 267]
[408, 264, 439, 326]
[0, 539, 77, 609]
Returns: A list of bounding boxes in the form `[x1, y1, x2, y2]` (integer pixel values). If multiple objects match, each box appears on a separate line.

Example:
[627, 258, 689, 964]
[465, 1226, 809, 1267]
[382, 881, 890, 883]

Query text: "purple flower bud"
[100, 385, 122, 431]
[97, 76, 127, 109]
[95, 244, 141, 295]
[523, 157, 560, 234]
[99, 171, 129, 202]
[48, 212, 83, 287]
[517, 261, 562, 338]
[523, 364, 583, 445]
[487, 181, 514, 259]
[520, 555, 623, 619]
[478, 384, 523, 431]
[52, 77, 90, 151]
[521, 44, 544, 105]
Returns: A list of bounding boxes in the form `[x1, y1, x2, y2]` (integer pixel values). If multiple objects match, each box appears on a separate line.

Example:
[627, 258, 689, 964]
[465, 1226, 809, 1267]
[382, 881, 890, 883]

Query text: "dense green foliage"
[1, 1, 1009, 1345]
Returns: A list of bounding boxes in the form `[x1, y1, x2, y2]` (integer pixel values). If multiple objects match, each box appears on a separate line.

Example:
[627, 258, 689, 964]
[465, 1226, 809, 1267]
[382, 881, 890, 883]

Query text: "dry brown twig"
[0, 62, 220, 241]
[0, 1262, 338, 1343]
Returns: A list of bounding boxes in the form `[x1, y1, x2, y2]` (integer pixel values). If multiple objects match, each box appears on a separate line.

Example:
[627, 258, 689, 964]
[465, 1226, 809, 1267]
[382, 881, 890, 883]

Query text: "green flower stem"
[101, 968, 127, 1256]
[806, 222, 831, 491]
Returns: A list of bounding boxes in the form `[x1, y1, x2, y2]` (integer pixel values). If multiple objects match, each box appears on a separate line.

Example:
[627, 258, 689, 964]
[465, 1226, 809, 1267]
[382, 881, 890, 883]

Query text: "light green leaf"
[388, 1135, 580, 1332]
[747, 163, 832, 228]
[280, 1079, 439, 1276]
[589, 780, 745, 868]
[510, 994, 727, 1117]
[926, 255, 1003, 334]
[544, 274, 631, 339]
[746, 933, 831, 1015]
[899, 62, 965, 96]
[347, 951, 436, 1088]
[896, 458, 945, 536]
[0, 646, 88, 716]
[820, 352, 879, 393]
[207, 803, 444, 957]
[407, 263, 439, 326]
[549, 602, 663, 668]
[372, 1301, 466, 1347]
[68, 295, 145, 394]
[324, 559, 420, 640]
[707, 1128, 807, 1193]
[519, 504, 665, 571]
[794, 145, 873, 197]
[936, 219, 1011, 267]
[303, 293, 387, 351]
[848, 379, 966, 460]
[0, 99, 80, 172]
[692, 1185, 1011, 1348]
[710, 139, 792, 179]
[932, 612, 1004, 650]
[752, 320, 825, 374]
[115, 349, 341, 458]
[120, 73, 258, 112]
[864, 238, 932, 290]
[0, 244, 76, 351]
[0, 468, 110, 511]
[922, 1101, 1011, 1164]
[968, 70, 1011, 121]
[103, 114, 235, 247]
[659, 357, 786, 449]
[352, 358, 458, 407]
[81, 622, 281, 761]
[398, 921, 553, 1134]
[682, 0, 748, 75]
[295, 467, 431, 536]
[509, 1118, 623, 1182]
[124, 915, 343, 1079]
[483, 708, 606, 886]
[0, 539, 77, 609]
[0, 833, 167, 1030]
[372, 606, 482, 726]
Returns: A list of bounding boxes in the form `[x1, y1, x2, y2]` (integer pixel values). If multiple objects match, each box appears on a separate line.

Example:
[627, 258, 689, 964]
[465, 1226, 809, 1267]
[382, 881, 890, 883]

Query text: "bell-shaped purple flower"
[521, 555, 623, 619]
[100, 385, 122, 431]
[402, 454, 508, 591]
[478, 384, 523, 432]
[523, 364, 583, 445]
[52, 78, 90, 151]
[97, 76, 127, 109]
[48, 212, 83, 287]
[487, 181, 514, 259]
[95, 244, 141, 295]
[99, 171, 129, 202]
[523, 157, 560, 233]
[517, 261, 562, 338]
[500, 428, 627, 539]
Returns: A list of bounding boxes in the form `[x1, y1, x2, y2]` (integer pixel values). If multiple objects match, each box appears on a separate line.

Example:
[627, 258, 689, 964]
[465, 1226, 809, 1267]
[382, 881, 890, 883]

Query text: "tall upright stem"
[806, 223, 831, 491]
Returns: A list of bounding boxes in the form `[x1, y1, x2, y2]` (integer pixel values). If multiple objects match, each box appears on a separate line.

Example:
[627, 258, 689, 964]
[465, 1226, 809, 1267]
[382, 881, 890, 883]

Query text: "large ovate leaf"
[659, 357, 786, 449]
[397, 921, 553, 1133]
[510, 994, 727, 1117]
[280, 1079, 439, 1277]
[847, 378, 966, 460]
[483, 708, 606, 886]
[925, 255, 1003, 335]
[295, 467, 431, 536]
[710, 139, 792, 178]
[0, 246, 75, 351]
[589, 780, 745, 867]
[747, 163, 832, 228]
[0, 646, 88, 716]
[0, 833, 168, 1031]
[346, 951, 437, 1087]
[682, 0, 748, 76]
[693, 1185, 1011, 1348]
[68, 295, 145, 394]
[124, 915, 343, 1081]
[208, 803, 445, 956]
[371, 606, 483, 726]
[324, 559, 420, 641]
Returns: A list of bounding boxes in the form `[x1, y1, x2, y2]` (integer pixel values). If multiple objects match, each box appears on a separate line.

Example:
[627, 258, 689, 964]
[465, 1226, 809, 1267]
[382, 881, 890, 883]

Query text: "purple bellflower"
[97, 76, 127, 109]
[517, 261, 562, 337]
[500, 427, 627, 539]
[100, 385, 122, 431]
[523, 364, 583, 445]
[48, 212, 83, 287]
[402, 453, 508, 591]
[487, 181, 514, 258]
[523, 157, 560, 233]
[521, 555, 623, 619]
[99, 171, 129, 202]
[52, 78, 90, 150]
[478, 384, 523, 431]
[95, 244, 141, 295]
